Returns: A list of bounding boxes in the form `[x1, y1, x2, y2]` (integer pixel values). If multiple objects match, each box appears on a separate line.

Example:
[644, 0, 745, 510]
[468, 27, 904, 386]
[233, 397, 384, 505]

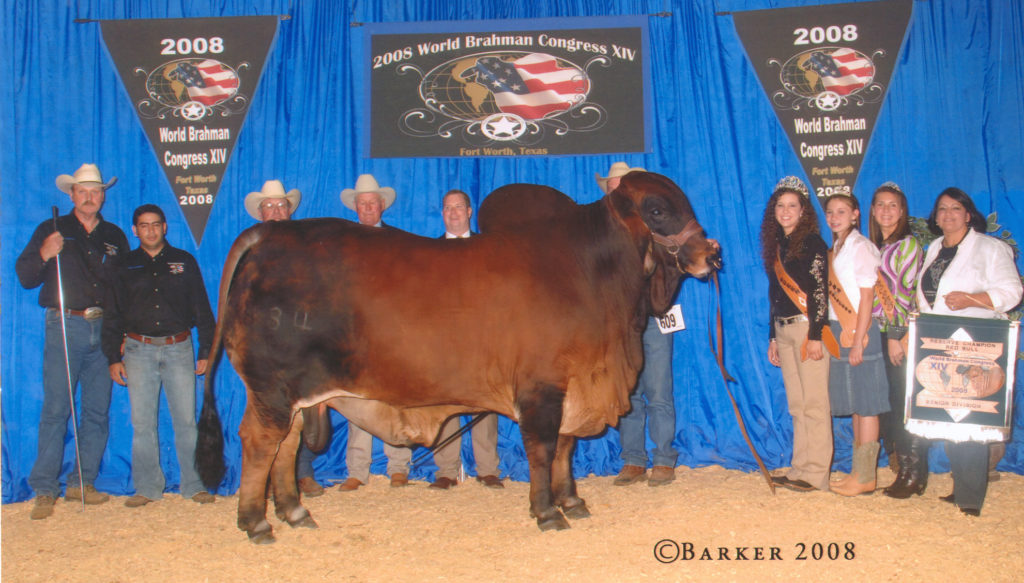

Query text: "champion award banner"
[363, 16, 651, 158]
[905, 313, 1019, 443]
[101, 16, 279, 244]
[733, 0, 912, 206]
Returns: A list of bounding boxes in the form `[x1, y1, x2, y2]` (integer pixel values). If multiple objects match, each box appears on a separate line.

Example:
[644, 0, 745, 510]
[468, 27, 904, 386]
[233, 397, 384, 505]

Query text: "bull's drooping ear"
[647, 247, 683, 314]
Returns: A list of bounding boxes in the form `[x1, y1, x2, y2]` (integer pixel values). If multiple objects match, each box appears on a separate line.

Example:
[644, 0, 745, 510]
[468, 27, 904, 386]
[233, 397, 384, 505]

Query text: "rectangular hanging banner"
[363, 16, 651, 158]
[733, 0, 912, 207]
[101, 16, 279, 245]
[905, 313, 1018, 443]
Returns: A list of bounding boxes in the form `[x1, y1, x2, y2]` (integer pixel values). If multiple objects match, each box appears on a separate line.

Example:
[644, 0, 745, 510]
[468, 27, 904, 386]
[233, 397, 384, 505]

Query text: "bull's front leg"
[237, 406, 287, 544]
[271, 412, 317, 530]
[552, 434, 590, 520]
[517, 383, 569, 531]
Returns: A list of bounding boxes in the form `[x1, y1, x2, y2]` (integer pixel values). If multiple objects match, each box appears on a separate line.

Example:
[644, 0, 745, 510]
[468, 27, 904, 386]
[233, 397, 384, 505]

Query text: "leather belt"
[126, 331, 191, 345]
[774, 314, 808, 327]
[65, 307, 104, 321]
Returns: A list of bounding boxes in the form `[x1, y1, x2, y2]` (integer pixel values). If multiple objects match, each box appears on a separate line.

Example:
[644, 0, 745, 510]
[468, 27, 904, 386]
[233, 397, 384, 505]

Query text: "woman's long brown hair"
[760, 188, 821, 275]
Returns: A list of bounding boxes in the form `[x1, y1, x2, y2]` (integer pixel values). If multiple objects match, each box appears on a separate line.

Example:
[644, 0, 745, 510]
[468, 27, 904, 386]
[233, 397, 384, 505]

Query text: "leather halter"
[650, 218, 703, 272]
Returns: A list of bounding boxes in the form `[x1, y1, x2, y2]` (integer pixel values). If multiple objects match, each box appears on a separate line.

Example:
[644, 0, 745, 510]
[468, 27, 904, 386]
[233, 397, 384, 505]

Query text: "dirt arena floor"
[3, 465, 1021, 582]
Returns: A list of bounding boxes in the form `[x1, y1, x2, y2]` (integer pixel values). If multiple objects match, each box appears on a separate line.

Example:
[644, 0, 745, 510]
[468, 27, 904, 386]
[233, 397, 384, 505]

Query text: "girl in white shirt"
[824, 194, 889, 496]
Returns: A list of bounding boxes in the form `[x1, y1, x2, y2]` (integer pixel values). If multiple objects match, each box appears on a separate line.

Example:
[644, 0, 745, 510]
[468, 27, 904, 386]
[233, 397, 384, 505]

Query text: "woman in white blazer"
[916, 187, 1022, 516]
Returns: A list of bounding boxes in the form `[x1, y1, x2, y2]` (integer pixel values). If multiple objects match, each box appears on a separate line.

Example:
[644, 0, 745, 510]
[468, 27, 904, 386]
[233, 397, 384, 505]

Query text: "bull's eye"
[650, 208, 663, 217]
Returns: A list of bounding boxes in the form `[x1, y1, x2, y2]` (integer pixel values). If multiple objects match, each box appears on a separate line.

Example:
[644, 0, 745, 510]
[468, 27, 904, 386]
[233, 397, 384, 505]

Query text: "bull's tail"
[195, 226, 265, 489]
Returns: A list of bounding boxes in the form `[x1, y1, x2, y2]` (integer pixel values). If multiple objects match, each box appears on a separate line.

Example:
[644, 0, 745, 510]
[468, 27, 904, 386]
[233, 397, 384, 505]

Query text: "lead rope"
[708, 271, 776, 494]
[410, 413, 489, 469]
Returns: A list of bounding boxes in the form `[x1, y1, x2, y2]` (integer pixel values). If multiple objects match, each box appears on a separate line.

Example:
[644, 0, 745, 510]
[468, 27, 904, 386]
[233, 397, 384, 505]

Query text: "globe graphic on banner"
[780, 47, 875, 98]
[145, 58, 239, 108]
[420, 52, 588, 122]
[422, 58, 504, 121]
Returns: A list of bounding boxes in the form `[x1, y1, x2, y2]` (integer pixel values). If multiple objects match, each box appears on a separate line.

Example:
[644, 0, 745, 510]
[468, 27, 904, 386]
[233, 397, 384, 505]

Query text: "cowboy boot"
[832, 442, 878, 496]
[885, 436, 928, 498]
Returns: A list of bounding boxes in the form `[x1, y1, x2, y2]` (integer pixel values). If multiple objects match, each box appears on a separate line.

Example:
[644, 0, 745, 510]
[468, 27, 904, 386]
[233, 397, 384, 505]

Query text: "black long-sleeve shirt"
[101, 244, 215, 365]
[768, 233, 829, 341]
[16, 212, 129, 309]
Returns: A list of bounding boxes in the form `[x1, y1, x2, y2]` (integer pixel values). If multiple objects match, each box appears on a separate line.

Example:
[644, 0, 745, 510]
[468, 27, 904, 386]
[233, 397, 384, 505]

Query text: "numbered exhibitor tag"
[655, 304, 685, 334]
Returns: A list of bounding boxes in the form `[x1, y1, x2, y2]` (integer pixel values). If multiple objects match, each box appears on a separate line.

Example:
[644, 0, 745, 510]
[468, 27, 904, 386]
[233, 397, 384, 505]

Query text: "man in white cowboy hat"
[597, 162, 680, 488]
[428, 189, 504, 491]
[243, 179, 327, 498]
[16, 163, 130, 519]
[337, 174, 412, 490]
[244, 180, 301, 223]
[340, 173, 396, 228]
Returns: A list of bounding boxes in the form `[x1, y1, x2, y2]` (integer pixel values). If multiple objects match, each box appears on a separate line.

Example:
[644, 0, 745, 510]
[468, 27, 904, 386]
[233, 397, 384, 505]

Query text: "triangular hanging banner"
[733, 0, 912, 206]
[101, 16, 279, 244]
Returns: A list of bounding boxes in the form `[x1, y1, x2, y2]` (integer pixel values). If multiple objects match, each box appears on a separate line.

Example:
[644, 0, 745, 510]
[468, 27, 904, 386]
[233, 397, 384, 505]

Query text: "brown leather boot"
[831, 442, 878, 497]
[613, 464, 647, 486]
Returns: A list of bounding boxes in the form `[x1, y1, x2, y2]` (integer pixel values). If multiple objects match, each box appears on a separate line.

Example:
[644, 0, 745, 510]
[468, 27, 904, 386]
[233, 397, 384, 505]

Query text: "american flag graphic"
[170, 59, 239, 106]
[804, 48, 874, 96]
[473, 53, 589, 120]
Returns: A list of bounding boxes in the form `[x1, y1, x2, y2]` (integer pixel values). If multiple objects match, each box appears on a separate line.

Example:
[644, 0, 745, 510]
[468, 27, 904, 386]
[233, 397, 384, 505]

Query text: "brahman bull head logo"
[609, 171, 721, 313]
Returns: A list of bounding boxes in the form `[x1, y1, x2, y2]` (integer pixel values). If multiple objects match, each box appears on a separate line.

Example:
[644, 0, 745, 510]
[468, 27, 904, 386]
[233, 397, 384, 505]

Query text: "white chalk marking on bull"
[293, 311, 313, 331]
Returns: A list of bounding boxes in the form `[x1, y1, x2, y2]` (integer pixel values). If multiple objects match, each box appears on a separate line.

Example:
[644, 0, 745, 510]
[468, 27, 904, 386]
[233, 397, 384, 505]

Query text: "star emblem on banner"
[481, 113, 526, 140]
[815, 91, 841, 111]
[181, 101, 207, 120]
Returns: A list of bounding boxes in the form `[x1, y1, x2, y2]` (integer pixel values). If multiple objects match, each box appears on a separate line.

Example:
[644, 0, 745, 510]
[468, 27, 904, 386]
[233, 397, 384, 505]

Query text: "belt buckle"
[83, 307, 103, 321]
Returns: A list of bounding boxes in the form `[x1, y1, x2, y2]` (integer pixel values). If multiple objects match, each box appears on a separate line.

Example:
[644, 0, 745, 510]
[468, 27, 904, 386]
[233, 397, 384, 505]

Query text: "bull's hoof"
[276, 505, 317, 529]
[536, 511, 571, 531]
[248, 530, 277, 545]
[243, 519, 275, 544]
[561, 500, 591, 520]
[288, 514, 318, 529]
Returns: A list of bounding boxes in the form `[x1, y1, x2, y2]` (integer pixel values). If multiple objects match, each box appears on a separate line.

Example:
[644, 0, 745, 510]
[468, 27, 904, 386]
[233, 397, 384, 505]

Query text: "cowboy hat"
[56, 163, 117, 195]
[244, 180, 301, 220]
[595, 161, 646, 193]
[340, 174, 396, 211]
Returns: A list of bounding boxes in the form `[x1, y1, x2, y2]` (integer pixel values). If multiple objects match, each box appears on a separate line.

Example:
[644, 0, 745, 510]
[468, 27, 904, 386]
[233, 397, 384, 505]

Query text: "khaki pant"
[346, 424, 412, 483]
[776, 319, 832, 491]
[432, 413, 501, 480]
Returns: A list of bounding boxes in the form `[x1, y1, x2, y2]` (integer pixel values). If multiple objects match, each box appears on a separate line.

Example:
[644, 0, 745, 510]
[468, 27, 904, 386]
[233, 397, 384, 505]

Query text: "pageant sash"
[773, 255, 840, 359]
[827, 250, 870, 349]
[874, 269, 909, 352]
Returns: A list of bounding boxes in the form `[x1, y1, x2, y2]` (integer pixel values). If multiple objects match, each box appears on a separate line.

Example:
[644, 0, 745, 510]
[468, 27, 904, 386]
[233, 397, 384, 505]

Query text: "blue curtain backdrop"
[2, 0, 1022, 502]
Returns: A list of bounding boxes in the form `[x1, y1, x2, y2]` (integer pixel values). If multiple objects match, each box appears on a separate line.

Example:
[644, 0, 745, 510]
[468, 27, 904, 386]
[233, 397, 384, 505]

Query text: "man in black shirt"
[102, 204, 216, 507]
[16, 163, 129, 520]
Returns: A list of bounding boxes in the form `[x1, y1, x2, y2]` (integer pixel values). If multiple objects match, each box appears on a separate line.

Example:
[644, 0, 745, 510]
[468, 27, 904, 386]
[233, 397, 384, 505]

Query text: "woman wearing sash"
[868, 183, 927, 499]
[763, 176, 832, 492]
[823, 193, 889, 496]
[916, 187, 1022, 516]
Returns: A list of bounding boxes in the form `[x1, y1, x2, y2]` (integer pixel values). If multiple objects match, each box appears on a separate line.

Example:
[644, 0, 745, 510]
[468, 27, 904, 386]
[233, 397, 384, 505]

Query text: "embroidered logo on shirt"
[168, 262, 185, 275]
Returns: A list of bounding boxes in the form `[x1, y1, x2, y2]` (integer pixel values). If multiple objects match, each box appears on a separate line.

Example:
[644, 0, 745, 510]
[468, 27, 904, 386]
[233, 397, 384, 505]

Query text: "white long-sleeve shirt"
[917, 228, 1022, 319]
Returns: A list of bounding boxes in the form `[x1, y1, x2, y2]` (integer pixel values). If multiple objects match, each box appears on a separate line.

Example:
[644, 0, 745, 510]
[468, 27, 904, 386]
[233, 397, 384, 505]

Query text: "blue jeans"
[618, 318, 677, 468]
[29, 310, 112, 497]
[123, 336, 204, 499]
[297, 443, 317, 480]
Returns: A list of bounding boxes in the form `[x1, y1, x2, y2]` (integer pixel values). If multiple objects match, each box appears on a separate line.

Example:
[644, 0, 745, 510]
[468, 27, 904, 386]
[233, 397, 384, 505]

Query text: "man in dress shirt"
[428, 189, 503, 490]
[337, 174, 413, 490]
[103, 204, 216, 507]
[16, 163, 129, 520]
